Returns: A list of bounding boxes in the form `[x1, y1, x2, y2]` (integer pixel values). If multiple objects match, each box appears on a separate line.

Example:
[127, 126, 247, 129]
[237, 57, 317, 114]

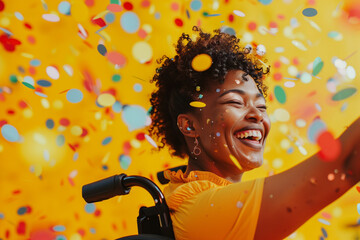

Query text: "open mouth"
[234, 129, 263, 149]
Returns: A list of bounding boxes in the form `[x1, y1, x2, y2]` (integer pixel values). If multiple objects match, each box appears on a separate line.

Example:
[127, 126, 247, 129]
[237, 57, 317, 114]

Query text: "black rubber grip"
[82, 174, 130, 203]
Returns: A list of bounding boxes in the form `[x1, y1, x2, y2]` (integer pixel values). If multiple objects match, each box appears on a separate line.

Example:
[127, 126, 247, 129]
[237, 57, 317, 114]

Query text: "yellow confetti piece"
[191, 54, 212, 72]
[23, 109, 33, 118]
[190, 101, 206, 108]
[41, 99, 50, 109]
[229, 154, 243, 171]
[130, 139, 141, 148]
[93, 10, 110, 20]
[132, 41, 153, 63]
[101, 152, 111, 164]
[97, 93, 116, 107]
[71, 126, 83, 136]
[69, 233, 82, 240]
[53, 100, 63, 109]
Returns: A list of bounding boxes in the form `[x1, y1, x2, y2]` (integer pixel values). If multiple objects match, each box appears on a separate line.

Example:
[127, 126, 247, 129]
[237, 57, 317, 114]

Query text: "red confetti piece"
[7, 109, 15, 115]
[12, 189, 21, 194]
[174, 18, 183, 27]
[94, 209, 101, 217]
[248, 22, 257, 31]
[29, 229, 56, 240]
[107, 4, 123, 12]
[0, 1, 4, 12]
[29, 66, 36, 75]
[27, 35, 36, 44]
[0, 34, 21, 52]
[106, 51, 126, 66]
[18, 100, 28, 109]
[273, 72, 282, 81]
[138, 29, 147, 39]
[136, 132, 145, 141]
[321, 212, 332, 219]
[123, 141, 131, 154]
[317, 131, 341, 162]
[59, 118, 70, 126]
[356, 186, 360, 193]
[80, 127, 88, 137]
[91, 17, 106, 27]
[123, 2, 133, 10]
[269, 21, 278, 28]
[17, 221, 26, 235]
[0, 119, 8, 127]
[77, 228, 86, 237]
[228, 14, 234, 22]
[292, 57, 300, 65]
[85, 0, 94, 7]
[141, 0, 150, 8]
[274, 61, 281, 68]
[24, 22, 32, 29]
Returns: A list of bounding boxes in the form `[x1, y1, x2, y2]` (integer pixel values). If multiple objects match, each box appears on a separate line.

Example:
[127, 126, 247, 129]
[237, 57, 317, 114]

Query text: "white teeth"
[236, 130, 262, 141]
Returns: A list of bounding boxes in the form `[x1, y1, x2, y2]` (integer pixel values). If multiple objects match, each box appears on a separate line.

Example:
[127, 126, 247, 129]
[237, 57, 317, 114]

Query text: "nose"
[245, 106, 263, 123]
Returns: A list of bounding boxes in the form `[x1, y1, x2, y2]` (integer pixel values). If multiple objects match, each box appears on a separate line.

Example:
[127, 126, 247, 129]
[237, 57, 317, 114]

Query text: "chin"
[242, 159, 263, 171]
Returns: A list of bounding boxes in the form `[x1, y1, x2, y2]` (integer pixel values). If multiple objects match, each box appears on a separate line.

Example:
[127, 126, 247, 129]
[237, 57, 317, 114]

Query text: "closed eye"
[226, 101, 243, 105]
[257, 105, 267, 110]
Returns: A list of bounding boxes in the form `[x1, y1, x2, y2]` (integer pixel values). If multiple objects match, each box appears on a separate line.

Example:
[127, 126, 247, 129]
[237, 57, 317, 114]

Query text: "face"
[192, 70, 271, 175]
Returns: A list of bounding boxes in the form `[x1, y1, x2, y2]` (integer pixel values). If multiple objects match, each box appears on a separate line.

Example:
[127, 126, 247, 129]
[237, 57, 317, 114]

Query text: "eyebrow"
[219, 89, 264, 99]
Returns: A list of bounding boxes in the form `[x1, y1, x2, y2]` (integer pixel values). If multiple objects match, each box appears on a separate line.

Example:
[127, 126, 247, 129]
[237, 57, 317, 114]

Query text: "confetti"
[58, 1, 71, 15]
[229, 154, 243, 170]
[42, 13, 60, 22]
[191, 54, 212, 72]
[122, 105, 147, 131]
[190, 101, 206, 108]
[233, 10, 245, 17]
[144, 134, 158, 148]
[312, 57, 324, 76]
[46, 66, 60, 80]
[119, 154, 131, 170]
[97, 93, 116, 107]
[332, 88, 357, 101]
[66, 89, 83, 103]
[274, 85, 286, 104]
[132, 41, 153, 63]
[302, 8, 318, 17]
[317, 131, 341, 162]
[120, 11, 140, 33]
[1, 124, 20, 142]
[190, 0, 202, 11]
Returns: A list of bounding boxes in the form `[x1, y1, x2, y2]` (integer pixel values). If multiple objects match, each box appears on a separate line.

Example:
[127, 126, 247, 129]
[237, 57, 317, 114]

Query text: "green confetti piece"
[312, 57, 324, 76]
[9, 74, 18, 83]
[274, 85, 286, 104]
[22, 82, 35, 89]
[110, 0, 119, 4]
[332, 87, 357, 101]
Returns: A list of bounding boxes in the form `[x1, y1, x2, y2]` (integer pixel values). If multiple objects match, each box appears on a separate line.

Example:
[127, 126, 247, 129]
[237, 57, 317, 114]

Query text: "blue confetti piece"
[53, 225, 66, 232]
[56, 134, 65, 147]
[66, 89, 83, 103]
[30, 59, 41, 67]
[321, 227, 328, 238]
[1, 124, 20, 142]
[0, 213, 4, 219]
[328, 31, 339, 38]
[307, 118, 327, 143]
[58, 1, 71, 15]
[73, 152, 79, 161]
[154, 12, 161, 19]
[37, 80, 52, 87]
[102, 136, 112, 146]
[90, 228, 96, 234]
[105, 12, 115, 24]
[119, 154, 131, 170]
[287, 147, 294, 154]
[112, 101, 122, 113]
[17, 207, 27, 215]
[46, 119, 54, 129]
[122, 105, 147, 131]
[97, 44, 107, 56]
[120, 12, 140, 33]
[318, 218, 331, 225]
[0, 27, 13, 36]
[206, 13, 221, 17]
[258, 0, 273, 5]
[357, 203, 360, 215]
[35, 91, 48, 98]
[190, 0, 202, 11]
[133, 83, 142, 92]
[85, 203, 96, 214]
[102, 165, 108, 170]
[302, 8, 318, 17]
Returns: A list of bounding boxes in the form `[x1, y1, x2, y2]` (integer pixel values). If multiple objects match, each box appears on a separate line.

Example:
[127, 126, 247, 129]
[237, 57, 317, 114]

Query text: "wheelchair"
[82, 165, 187, 240]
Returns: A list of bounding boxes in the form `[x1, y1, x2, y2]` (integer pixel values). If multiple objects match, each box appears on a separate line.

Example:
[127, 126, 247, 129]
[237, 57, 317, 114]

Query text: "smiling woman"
[148, 26, 360, 240]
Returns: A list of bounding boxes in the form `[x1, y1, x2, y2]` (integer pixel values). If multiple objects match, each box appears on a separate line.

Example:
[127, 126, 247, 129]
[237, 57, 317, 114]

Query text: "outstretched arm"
[254, 117, 360, 240]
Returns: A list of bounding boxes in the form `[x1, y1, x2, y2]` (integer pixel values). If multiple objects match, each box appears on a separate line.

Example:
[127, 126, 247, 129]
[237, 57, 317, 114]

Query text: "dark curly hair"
[148, 26, 270, 158]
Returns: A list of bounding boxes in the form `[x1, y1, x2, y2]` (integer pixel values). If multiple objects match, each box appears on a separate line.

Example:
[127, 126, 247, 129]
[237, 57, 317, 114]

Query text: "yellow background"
[1, 0, 360, 239]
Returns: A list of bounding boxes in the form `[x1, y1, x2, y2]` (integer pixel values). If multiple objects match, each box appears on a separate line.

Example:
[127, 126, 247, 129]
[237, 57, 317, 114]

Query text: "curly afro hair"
[148, 26, 270, 158]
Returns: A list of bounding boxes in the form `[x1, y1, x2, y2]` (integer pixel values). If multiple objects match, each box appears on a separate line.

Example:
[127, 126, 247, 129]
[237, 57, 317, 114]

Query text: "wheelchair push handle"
[82, 173, 130, 203]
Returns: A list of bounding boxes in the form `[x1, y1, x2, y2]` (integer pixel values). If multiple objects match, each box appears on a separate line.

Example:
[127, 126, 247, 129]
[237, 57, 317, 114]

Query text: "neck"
[185, 156, 244, 183]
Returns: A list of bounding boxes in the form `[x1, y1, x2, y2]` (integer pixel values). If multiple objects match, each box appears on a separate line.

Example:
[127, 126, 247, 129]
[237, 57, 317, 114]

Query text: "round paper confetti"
[120, 11, 140, 33]
[190, 0, 202, 11]
[346, 66, 356, 80]
[307, 118, 327, 143]
[132, 41, 153, 63]
[112, 101, 122, 112]
[332, 88, 357, 101]
[312, 57, 324, 76]
[302, 8, 318, 17]
[191, 54, 212, 72]
[37, 80, 52, 87]
[317, 131, 341, 162]
[102, 137, 112, 145]
[258, 0, 273, 5]
[106, 51, 126, 66]
[1, 124, 20, 142]
[122, 105, 147, 131]
[97, 44, 107, 56]
[42, 14, 60, 22]
[58, 1, 71, 15]
[85, 203, 95, 214]
[66, 89, 83, 103]
[46, 119, 54, 129]
[273, 108, 290, 122]
[46, 66, 60, 80]
[97, 93, 116, 107]
[105, 12, 115, 24]
[119, 154, 131, 170]
[56, 134, 65, 146]
[112, 74, 121, 82]
[274, 85, 286, 104]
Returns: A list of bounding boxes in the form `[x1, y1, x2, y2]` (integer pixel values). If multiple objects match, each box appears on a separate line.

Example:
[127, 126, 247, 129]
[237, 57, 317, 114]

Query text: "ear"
[177, 114, 197, 138]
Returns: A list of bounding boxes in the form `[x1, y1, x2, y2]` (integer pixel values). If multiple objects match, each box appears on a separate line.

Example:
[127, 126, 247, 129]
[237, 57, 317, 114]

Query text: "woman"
[148, 26, 360, 240]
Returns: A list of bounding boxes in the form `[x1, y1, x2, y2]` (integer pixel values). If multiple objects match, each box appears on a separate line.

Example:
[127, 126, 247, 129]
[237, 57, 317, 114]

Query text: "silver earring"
[192, 137, 201, 156]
